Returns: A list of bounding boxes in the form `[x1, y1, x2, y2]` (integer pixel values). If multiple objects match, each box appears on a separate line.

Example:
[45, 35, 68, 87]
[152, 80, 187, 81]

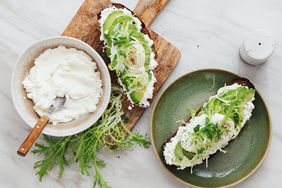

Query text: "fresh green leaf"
[193, 124, 200, 133]
[32, 86, 150, 188]
[203, 86, 255, 127]
[197, 148, 204, 154]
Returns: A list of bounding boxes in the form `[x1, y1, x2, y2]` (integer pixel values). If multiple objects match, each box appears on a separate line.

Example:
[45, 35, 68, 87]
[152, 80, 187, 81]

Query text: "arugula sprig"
[32, 87, 150, 188]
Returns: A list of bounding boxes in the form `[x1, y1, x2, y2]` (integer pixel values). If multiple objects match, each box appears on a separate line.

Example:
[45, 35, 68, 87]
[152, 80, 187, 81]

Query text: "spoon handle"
[17, 116, 49, 157]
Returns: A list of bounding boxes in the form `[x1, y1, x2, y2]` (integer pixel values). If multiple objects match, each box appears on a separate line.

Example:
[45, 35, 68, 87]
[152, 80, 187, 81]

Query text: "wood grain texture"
[17, 116, 49, 156]
[62, 0, 111, 49]
[134, 0, 170, 26]
[62, 0, 181, 131]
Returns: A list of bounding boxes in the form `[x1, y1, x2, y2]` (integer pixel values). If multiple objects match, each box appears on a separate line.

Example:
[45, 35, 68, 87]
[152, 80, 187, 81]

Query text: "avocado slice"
[102, 10, 123, 33]
[175, 142, 195, 161]
[107, 15, 134, 39]
[128, 24, 139, 35]
[120, 76, 146, 104]
[113, 40, 145, 73]
[130, 88, 146, 104]
[100, 7, 157, 106]
[130, 31, 152, 71]
[118, 75, 146, 104]
[112, 31, 151, 71]
[120, 72, 152, 104]
[183, 150, 195, 160]
[175, 142, 184, 161]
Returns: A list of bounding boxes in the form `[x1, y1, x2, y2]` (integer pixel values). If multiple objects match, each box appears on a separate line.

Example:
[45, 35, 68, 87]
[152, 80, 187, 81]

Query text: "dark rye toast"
[98, 3, 158, 109]
[160, 77, 255, 164]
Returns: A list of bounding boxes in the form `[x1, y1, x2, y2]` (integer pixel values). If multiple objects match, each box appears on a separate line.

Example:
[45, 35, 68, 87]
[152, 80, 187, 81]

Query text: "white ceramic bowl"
[11, 36, 111, 136]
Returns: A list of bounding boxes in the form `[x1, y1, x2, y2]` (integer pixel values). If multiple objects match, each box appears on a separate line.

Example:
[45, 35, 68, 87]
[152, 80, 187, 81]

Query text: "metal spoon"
[17, 96, 66, 157]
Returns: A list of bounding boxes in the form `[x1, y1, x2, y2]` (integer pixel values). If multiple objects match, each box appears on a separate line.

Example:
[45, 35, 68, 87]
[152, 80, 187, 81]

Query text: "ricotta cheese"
[98, 6, 142, 42]
[23, 46, 103, 125]
[164, 113, 236, 170]
[99, 6, 158, 107]
[163, 83, 255, 170]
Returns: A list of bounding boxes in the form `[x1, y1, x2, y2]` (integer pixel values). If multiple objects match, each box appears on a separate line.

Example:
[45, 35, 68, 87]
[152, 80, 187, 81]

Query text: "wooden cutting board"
[62, 0, 181, 130]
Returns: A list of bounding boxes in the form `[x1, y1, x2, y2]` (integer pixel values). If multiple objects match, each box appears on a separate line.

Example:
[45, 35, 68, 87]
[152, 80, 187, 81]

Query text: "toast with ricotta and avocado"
[98, 3, 158, 108]
[163, 78, 256, 171]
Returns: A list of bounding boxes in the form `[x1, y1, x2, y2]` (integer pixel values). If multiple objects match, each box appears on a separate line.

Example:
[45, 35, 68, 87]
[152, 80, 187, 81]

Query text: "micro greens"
[190, 117, 222, 156]
[32, 87, 150, 188]
[203, 86, 255, 127]
[190, 86, 255, 157]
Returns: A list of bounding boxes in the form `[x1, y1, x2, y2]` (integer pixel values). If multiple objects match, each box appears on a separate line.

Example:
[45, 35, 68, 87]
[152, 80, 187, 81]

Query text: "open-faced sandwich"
[163, 78, 256, 171]
[98, 3, 158, 108]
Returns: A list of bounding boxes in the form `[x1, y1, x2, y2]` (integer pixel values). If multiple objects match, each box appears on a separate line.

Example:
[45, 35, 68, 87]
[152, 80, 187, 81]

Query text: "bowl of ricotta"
[11, 36, 111, 136]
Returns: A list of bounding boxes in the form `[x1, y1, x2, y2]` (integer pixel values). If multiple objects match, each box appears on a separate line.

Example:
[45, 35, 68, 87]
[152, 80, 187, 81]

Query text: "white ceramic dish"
[11, 36, 111, 137]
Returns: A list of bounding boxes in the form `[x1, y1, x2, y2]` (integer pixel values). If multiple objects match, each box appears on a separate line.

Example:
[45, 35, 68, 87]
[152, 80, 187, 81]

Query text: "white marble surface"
[0, 0, 281, 187]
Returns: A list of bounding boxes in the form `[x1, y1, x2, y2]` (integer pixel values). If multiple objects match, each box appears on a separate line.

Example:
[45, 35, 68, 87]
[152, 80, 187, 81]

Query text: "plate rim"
[150, 68, 272, 188]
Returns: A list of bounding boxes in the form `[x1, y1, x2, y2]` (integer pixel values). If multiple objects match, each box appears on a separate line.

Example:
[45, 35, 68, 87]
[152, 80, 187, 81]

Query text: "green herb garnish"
[193, 124, 200, 133]
[190, 117, 222, 156]
[32, 87, 150, 188]
[203, 86, 255, 127]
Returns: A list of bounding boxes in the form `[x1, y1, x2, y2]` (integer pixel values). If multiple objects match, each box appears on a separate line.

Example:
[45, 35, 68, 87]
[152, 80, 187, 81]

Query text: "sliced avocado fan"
[100, 7, 157, 107]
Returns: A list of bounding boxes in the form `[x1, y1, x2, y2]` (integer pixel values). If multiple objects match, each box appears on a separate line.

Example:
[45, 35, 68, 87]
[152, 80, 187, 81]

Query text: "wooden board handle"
[17, 116, 49, 157]
[134, 0, 170, 26]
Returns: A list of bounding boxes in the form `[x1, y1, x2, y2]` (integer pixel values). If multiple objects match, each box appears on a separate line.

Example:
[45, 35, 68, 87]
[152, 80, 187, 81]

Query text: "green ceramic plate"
[151, 69, 271, 187]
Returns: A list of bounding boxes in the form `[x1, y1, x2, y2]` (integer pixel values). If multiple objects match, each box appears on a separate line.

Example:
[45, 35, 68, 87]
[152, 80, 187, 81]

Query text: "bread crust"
[161, 78, 255, 162]
[98, 3, 157, 109]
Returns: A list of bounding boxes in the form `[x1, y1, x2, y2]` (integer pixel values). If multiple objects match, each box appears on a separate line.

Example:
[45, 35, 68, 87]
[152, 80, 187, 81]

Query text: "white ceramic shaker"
[240, 29, 275, 65]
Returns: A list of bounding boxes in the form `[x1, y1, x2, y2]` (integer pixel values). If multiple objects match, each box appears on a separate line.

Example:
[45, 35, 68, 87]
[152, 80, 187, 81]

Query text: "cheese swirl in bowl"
[23, 46, 103, 125]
